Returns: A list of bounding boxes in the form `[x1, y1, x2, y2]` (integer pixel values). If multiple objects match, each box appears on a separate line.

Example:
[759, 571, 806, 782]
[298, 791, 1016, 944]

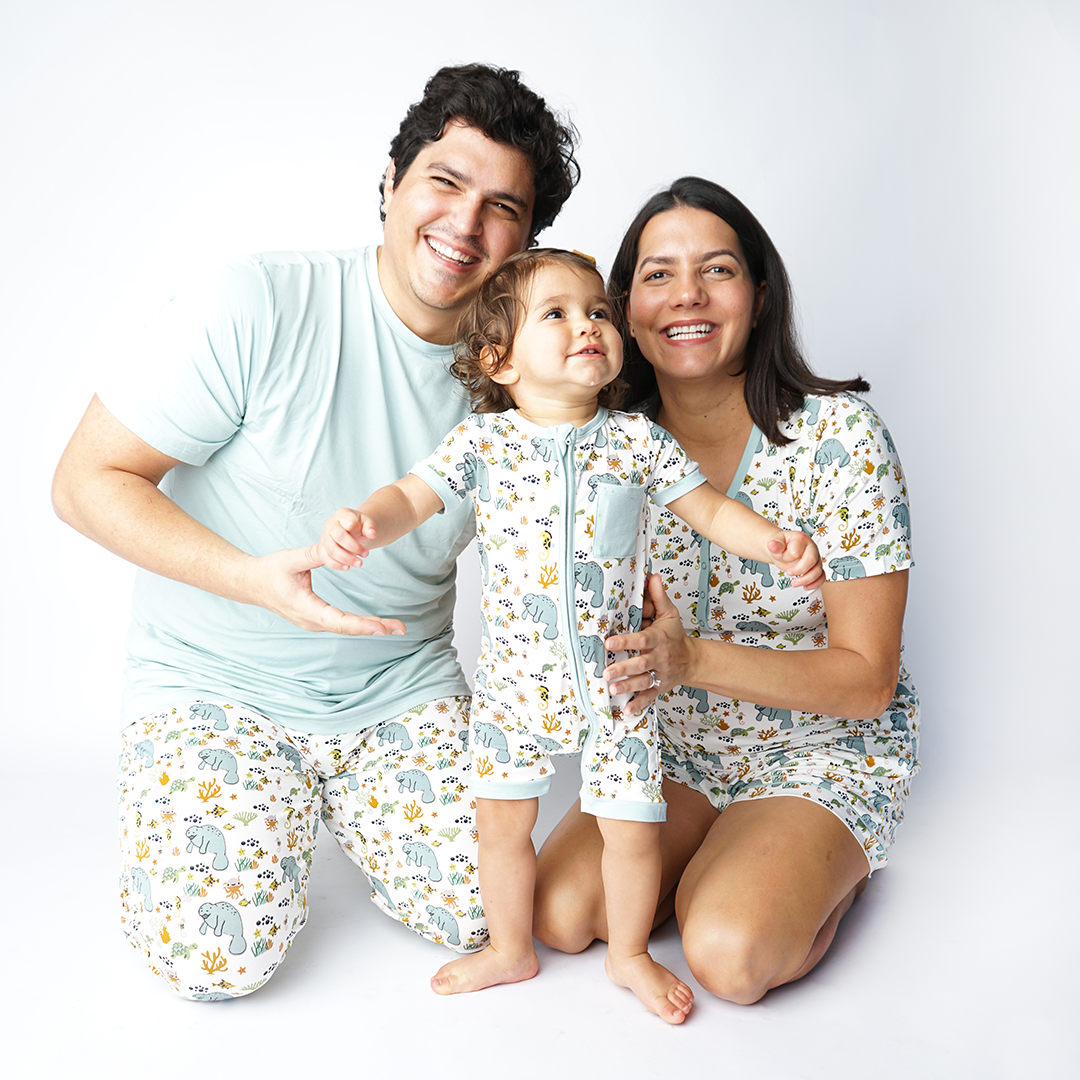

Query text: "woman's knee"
[532, 869, 602, 953]
[533, 804, 608, 953]
[680, 912, 787, 1005]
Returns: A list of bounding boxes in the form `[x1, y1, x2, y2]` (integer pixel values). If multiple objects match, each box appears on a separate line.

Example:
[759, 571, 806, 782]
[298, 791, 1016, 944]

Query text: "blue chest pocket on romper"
[593, 484, 647, 559]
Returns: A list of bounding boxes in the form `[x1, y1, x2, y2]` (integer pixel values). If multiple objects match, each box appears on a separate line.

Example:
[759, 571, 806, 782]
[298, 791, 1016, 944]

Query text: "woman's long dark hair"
[608, 177, 868, 446]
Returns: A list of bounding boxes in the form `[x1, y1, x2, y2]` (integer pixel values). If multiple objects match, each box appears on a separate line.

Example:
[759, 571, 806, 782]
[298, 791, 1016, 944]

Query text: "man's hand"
[247, 546, 406, 636]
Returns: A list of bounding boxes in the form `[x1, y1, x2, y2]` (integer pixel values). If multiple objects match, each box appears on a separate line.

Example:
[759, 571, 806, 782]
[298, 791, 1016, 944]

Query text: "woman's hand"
[603, 574, 693, 714]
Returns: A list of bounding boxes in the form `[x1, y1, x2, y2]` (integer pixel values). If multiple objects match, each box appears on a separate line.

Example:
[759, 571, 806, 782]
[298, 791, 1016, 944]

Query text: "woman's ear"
[752, 281, 766, 328]
[624, 301, 635, 338]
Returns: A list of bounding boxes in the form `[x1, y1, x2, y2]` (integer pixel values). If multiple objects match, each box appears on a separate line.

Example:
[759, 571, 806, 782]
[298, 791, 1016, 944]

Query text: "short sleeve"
[410, 415, 482, 510]
[802, 396, 913, 580]
[97, 258, 272, 465]
[642, 419, 707, 506]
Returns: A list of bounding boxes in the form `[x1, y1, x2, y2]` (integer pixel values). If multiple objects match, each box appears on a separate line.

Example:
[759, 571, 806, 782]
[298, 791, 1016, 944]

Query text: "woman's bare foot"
[430, 944, 539, 995]
[605, 950, 694, 1024]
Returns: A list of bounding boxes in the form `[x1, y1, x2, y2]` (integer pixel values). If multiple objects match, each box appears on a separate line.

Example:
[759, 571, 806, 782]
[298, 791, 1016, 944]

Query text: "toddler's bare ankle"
[604, 947, 694, 1025]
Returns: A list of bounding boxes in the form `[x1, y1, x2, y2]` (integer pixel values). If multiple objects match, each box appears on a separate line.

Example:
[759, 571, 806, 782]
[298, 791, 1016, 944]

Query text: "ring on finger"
[647, 669, 662, 689]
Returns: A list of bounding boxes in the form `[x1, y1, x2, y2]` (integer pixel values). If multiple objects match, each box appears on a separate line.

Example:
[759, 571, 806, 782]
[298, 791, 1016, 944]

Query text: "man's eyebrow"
[428, 162, 531, 211]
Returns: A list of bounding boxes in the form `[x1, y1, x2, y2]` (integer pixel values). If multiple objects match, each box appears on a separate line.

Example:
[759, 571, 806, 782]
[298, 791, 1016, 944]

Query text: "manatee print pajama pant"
[117, 696, 483, 1000]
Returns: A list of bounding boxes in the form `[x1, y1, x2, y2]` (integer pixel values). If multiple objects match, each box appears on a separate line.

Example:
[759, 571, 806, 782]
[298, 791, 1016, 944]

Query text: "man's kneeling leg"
[317, 696, 488, 953]
[118, 701, 320, 999]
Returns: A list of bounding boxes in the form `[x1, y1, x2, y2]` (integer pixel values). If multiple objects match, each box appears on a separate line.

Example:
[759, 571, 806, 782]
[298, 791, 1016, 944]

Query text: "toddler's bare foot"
[431, 945, 539, 995]
[605, 950, 694, 1024]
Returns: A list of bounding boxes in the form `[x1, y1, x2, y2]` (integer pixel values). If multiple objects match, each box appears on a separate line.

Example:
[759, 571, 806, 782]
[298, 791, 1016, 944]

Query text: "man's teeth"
[428, 238, 476, 265]
[665, 324, 713, 339]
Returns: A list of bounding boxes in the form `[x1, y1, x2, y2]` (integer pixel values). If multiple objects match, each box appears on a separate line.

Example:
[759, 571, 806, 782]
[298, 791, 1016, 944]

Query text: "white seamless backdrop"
[4, 2, 1076, 1077]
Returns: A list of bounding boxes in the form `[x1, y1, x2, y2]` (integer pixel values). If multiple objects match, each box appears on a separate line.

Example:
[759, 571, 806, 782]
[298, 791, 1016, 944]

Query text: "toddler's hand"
[768, 532, 825, 591]
[318, 508, 377, 571]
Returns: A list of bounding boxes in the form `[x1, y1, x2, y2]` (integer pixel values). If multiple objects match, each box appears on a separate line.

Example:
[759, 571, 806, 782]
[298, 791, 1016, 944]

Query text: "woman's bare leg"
[675, 796, 869, 1004]
[537, 785, 870, 1006]
[534, 780, 718, 951]
[431, 796, 540, 994]
[596, 817, 694, 1024]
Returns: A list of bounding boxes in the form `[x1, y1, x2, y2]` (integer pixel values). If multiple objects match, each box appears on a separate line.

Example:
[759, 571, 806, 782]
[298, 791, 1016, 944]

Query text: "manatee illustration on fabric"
[417, 410, 703, 814]
[118, 695, 484, 998]
[647, 395, 919, 866]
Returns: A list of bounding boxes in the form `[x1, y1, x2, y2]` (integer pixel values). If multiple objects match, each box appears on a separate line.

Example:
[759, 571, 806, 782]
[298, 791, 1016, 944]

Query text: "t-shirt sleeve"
[643, 419, 707, 506]
[804, 397, 914, 579]
[410, 417, 480, 511]
[97, 258, 272, 465]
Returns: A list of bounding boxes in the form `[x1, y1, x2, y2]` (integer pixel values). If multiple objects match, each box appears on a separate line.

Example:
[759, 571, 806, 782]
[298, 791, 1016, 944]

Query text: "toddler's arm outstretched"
[318, 473, 444, 571]
[666, 483, 825, 591]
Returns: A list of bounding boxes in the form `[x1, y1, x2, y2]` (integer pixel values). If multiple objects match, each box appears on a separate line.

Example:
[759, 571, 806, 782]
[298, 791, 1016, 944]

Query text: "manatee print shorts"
[117, 696, 483, 1000]
[658, 705, 918, 871]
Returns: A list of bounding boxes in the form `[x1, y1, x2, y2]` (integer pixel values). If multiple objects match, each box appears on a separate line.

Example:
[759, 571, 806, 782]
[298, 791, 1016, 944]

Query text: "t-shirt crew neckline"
[365, 246, 456, 358]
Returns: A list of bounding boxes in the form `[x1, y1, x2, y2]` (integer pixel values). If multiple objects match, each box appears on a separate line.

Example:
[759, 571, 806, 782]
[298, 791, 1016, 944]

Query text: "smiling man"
[379, 121, 537, 341]
[52, 64, 579, 1000]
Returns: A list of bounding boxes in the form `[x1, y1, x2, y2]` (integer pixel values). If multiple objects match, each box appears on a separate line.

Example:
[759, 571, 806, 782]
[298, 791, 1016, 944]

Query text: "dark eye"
[706, 265, 733, 275]
[590, 308, 610, 320]
[643, 270, 669, 282]
[543, 308, 564, 319]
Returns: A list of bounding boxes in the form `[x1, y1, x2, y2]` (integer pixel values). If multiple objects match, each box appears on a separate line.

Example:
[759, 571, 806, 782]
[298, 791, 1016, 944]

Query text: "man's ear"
[482, 346, 518, 386]
[382, 160, 398, 211]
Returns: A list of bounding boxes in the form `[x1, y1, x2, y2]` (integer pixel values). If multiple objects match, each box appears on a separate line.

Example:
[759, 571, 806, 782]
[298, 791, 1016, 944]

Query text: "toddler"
[317, 249, 824, 1023]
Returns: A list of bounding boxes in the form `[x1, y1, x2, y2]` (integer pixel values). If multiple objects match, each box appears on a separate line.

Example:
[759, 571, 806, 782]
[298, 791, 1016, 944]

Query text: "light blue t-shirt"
[98, 246, 475, 733]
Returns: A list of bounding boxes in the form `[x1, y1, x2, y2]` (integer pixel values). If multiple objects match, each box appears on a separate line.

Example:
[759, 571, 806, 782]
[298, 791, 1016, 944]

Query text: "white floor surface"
[6, 723, 1071, 1079]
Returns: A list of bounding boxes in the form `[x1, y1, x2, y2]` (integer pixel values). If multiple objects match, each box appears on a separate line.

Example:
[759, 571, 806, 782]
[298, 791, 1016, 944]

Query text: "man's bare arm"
[52, 395, 405, 635]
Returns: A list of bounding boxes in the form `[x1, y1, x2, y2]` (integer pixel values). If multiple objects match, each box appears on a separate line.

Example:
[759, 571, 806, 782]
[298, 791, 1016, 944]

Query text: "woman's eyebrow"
[638, 248, 742, 270]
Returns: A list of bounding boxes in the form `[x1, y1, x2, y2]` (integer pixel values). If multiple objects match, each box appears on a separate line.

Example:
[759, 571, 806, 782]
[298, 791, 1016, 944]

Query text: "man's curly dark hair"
[379, 64, 580, 239]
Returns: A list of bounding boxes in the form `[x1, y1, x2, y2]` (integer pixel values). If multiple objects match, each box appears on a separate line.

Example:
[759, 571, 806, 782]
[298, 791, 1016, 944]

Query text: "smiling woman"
[626, 209, 764, 389]
[534, 177, 919, 1006]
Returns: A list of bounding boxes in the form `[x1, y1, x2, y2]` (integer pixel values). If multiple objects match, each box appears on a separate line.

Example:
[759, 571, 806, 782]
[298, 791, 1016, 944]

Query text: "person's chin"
[411, 277, 471, 313]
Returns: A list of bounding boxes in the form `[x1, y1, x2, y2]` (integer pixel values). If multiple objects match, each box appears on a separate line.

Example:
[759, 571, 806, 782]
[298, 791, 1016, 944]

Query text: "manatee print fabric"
[648, 394, 920, 868]
[415, 409, 703, 821]
[118, 696, 482, 999]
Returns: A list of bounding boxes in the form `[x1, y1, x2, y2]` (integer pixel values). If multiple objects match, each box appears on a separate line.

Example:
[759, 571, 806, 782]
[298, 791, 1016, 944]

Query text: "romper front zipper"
[555, 425, 601, 742]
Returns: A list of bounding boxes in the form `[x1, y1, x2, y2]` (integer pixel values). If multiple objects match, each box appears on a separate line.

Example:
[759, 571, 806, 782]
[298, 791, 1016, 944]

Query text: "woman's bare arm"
[605, 570, 908, 719]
